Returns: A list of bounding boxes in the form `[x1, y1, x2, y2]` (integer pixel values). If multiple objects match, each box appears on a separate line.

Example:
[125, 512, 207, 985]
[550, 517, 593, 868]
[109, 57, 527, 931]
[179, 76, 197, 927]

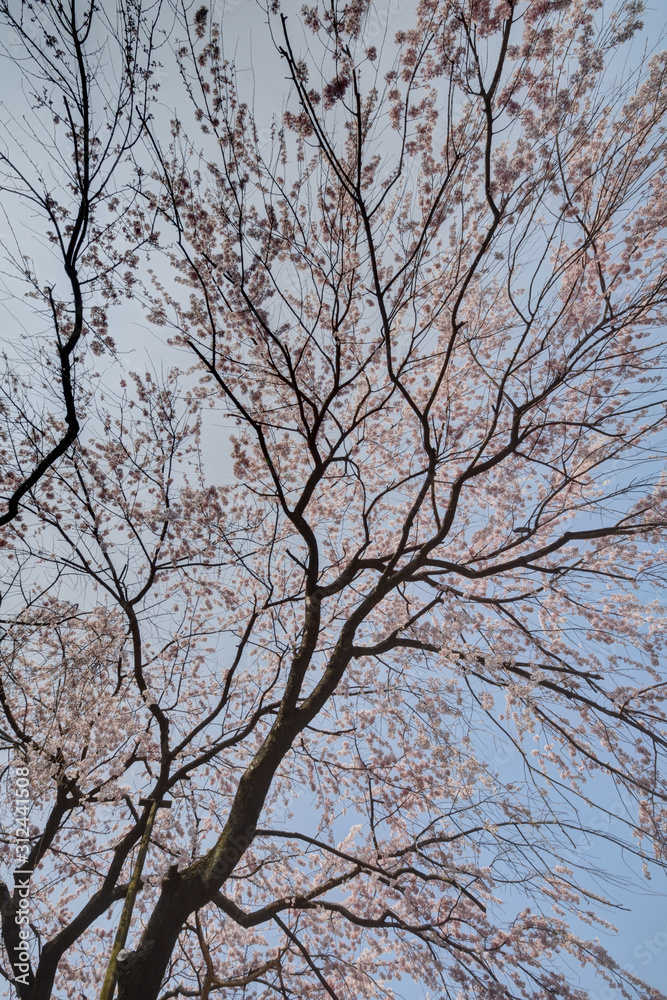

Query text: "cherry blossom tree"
[2, 1, 667, 999]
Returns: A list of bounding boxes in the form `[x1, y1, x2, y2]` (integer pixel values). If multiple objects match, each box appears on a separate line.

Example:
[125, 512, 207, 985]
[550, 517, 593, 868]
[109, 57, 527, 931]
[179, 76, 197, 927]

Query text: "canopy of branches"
[1, 2, 667, 999]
